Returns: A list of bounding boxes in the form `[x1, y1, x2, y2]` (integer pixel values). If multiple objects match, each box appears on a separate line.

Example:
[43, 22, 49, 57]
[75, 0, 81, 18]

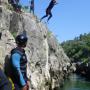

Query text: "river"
[60, 74, 90, 90]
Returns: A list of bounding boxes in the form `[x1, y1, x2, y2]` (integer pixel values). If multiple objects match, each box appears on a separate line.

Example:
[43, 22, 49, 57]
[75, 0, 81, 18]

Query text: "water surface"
[60, 74, 90, 90]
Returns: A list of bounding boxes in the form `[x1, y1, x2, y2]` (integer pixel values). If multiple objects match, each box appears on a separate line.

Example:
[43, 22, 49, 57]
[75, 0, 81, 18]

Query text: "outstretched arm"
[54, 2, 58, 5]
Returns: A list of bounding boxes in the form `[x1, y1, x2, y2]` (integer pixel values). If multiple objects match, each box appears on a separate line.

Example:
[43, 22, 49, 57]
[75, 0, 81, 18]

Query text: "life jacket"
[5, 47, 28, 87]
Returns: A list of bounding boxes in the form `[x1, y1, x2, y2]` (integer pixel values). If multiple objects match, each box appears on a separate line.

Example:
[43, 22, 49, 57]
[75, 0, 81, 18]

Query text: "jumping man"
[40, 0, 57, 22]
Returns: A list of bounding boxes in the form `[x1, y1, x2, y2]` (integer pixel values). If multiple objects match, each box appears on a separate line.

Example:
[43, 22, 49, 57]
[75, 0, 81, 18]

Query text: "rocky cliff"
[0, 1, 75, 90]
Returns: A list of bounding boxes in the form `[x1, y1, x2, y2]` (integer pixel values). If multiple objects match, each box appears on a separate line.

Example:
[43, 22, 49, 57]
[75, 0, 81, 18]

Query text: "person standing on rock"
[29, 0, 34, 14]
[5, 34, 30, 90]
[8, 0, 21, 12]
[40, 0, 57, 22]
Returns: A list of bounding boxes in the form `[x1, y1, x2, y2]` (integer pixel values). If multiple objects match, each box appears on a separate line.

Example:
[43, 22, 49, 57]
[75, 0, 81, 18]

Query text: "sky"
[20, 0, 90, 43]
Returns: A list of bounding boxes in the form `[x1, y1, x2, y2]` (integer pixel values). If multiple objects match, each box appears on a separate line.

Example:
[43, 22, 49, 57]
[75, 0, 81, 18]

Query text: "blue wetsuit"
[7, 48, 28, 89]
[11, 53, 26, 86]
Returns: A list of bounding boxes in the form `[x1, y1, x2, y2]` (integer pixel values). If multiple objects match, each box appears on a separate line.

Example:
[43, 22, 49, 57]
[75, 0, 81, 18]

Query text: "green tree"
[61, 33, 90, 64]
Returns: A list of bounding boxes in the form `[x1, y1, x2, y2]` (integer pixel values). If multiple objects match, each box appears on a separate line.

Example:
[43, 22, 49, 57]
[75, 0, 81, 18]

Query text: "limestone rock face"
[0, 0, 8, 4]
[0, 6, 15, 67]
[0, 5, 75, 90]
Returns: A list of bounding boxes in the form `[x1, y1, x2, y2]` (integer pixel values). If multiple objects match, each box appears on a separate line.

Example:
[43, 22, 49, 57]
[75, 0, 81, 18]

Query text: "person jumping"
[40, 0, 57, 22]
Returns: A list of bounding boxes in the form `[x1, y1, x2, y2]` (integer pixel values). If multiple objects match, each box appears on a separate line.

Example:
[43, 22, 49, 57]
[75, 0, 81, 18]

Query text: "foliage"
[22, 6, 29, 12]
[47, 31, 52, 38]
[61, 33, 90, 64]
[12, 32, 17, 38]
[6, 3, 14, 11]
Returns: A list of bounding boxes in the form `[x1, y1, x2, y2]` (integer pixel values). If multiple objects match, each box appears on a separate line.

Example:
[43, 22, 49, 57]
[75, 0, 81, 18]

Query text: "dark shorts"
[46, 8, 51, 15]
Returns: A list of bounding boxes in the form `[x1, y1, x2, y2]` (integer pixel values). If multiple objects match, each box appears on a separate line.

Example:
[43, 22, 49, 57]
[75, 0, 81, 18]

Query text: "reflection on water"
[60, 74, 90, 90]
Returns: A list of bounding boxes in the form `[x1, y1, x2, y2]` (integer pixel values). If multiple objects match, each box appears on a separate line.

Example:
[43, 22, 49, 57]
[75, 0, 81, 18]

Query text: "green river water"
[60, 74, 90, 90]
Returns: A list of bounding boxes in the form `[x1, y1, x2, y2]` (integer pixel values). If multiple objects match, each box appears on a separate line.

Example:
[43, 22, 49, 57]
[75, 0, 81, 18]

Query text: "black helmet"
[15, 34, 28, 45]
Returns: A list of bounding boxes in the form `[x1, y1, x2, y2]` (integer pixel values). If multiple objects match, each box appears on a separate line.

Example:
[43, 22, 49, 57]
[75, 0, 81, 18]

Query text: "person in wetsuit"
[5, 34, 30, 90]
[30, 0, 34, 14]
[40, 0, 57, 22]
